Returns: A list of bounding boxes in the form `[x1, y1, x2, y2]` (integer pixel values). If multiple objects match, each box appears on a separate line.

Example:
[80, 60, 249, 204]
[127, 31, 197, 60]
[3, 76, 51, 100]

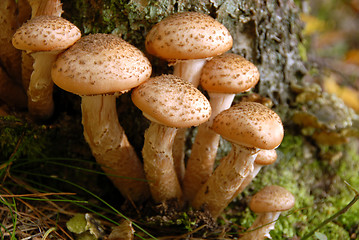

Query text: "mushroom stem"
[235, 163, 263, 196]
[142, 121, 182, 203]
[240, 212, 281, 240]
[183, 92, 235, 201]
[172, 59, 208, 87]
[172, 58, 208, 182]
[27, 51, 59, 119]
[191, 144, 258, 218]
[81, 94, 150, 202]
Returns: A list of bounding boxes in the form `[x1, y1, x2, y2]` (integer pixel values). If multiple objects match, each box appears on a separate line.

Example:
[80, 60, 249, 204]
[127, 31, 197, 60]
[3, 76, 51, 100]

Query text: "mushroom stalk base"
[183, 92, 235, 201]
[191, 144, 258, 218]
[142, 122, 182, 203]
[172, 58, 208, 181]
[81, 95, 149, 202]
[240, 212, 281, 240]
[28, 51, 58, 120]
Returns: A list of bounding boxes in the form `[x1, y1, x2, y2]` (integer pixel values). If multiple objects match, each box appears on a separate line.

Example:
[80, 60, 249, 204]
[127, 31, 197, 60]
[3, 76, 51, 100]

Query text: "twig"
[301, 182, 359, 240]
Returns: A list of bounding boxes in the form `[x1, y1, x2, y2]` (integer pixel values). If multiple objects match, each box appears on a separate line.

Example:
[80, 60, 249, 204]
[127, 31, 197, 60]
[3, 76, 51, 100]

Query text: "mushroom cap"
[145, 12, 233, 61]
[51, 33, 152, 95]
[200, 53, 260, 93]
[12, 15, 81, 52]
[131, 74, 211, 128]
[249, 185, 295, 213]
[255, 149, 277, 165]
[211, 102, 284, 149]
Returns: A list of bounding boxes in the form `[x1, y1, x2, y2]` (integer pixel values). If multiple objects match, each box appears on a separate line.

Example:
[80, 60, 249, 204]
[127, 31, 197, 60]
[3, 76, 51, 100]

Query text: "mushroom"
[20, 0, 63, 96]
[145, 11, 233, 180]
[145, 11, 233, 87]
[191, 102, 284, 219]
[183, 53, 260, 201]
[240, 185, 295, 240]
[131, 74, 211, 203]
[51, 33, 151, 202]
[12, 15, 81, 120]
[233, 149, 277, 198]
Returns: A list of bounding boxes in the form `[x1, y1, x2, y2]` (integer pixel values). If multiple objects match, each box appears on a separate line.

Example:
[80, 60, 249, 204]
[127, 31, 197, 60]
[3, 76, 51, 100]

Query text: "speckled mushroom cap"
[255, 149, 277, 165]
[145, 12, 233, 61]
[51, 34, 152, 95]
[200, 53, 260, 93]
[249, 185, 295, 213]
[12, 15, 81, 52]
[131, 74, 211, 128]
[211, 102, 284, 149]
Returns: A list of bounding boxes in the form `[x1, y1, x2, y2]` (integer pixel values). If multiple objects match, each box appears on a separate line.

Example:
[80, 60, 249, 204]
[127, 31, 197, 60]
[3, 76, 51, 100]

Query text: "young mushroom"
[145, 11, 233, 180]
[51, 33, 151, 202]
[131, 74, 211, 203]
[183, 53, 260, 201]
[191, 102, 284, 219]
[240, 185, 295, 240]
[12, 15, 81, 120]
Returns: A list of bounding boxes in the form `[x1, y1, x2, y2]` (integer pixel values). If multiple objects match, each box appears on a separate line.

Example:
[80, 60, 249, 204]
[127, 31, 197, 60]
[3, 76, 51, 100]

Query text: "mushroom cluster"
[7, 9, 295, 238]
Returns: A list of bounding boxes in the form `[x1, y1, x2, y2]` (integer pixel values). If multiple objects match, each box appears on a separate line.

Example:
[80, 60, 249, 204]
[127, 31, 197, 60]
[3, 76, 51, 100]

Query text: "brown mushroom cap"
[249, 185, 295, 213]
[51, 34, 152, 95]
[145, 12, 233, 60]
[12, 15, 81, 52]
[211, 102, 284, 149]
[255, 149, 277, 165]
[131, 74, 211, 128]
[200, 53, 260, 93]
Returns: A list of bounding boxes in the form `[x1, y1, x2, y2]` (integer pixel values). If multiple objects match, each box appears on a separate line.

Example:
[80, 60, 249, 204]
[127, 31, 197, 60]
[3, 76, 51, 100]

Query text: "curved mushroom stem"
[233, 163, 263, 197]
[183, 92, 235, 201]
[81, 94, 150, 202]
[191, 144, 258, 219]
[28, 51, 59, 120]
[240, 212, 281, 240]
[142, 122, 182, 203]
[172, 58, 208, 182]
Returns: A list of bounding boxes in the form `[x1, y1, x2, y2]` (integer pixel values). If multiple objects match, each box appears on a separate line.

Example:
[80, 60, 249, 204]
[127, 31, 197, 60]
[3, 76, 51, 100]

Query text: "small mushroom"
[240, 185, 295, 240]
[183, 53, 260, 201]
[20, 0, 63, 95]
[191, 102, 284, 218]
[51, 33, 152, 202]
[145, 12, 233, 180]
[12, 15, 81, 120]
[131, 74, 211, 203]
